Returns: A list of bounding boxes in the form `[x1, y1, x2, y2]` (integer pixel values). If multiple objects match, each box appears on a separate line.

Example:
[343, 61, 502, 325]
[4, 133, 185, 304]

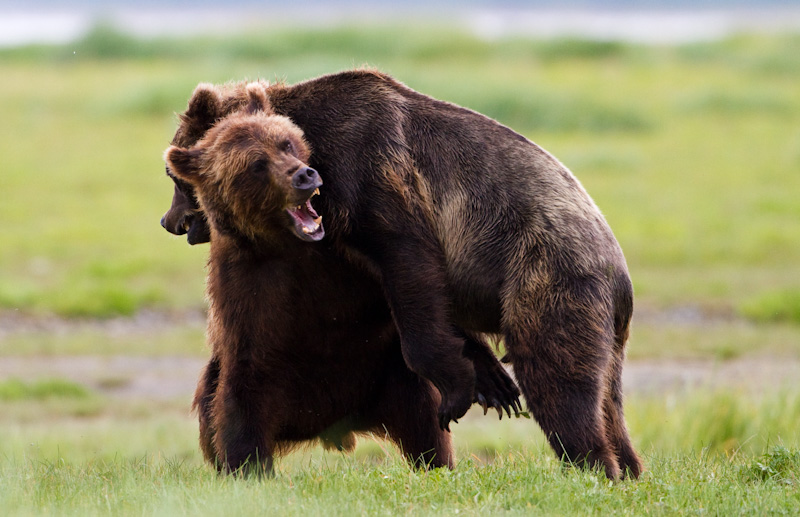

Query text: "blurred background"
[1, 0, 799, 470]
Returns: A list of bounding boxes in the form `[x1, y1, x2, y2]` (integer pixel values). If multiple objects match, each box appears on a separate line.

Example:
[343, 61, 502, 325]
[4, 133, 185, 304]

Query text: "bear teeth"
[302, 217, 322, 235]
[313, 188, 320, 196]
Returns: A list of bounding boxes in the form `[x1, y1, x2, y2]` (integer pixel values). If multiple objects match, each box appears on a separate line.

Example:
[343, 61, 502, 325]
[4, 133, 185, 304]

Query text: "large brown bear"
[163, 84, 522, 474]
[165, 70, 642, 479]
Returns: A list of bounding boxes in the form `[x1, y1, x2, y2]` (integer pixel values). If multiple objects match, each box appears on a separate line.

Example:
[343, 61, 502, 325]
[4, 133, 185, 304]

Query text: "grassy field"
[2, 448, 798, 515]
[1, 26, 799, 321]
[0, 378, 798, 515]
[1, 25, 799, 514]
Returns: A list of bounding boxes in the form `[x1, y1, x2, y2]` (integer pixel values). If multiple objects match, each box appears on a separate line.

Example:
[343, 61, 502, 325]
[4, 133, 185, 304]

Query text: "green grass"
[0, 378, 91, 401]
[0, 378, 105, 423]
[741, 289, 800, 324]
[0, 27, 799, 320]
[1, 389, 799, 515]
[3, 452, 799, 515]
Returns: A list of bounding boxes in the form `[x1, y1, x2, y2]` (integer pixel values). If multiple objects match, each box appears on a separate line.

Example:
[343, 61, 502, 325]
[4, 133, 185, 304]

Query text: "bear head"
[164, 83, 324, 244]
[161, 81, 264, 244]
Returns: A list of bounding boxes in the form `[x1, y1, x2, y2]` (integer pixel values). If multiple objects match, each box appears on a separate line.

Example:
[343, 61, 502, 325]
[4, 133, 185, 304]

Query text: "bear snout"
[291, 166, 322, 192]
[161, 210, 195, 236]
[161, 211, 187, 235]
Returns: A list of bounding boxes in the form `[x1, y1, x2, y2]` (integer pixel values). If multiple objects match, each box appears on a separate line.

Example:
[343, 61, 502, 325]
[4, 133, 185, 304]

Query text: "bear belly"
[447, 279, 503, 333]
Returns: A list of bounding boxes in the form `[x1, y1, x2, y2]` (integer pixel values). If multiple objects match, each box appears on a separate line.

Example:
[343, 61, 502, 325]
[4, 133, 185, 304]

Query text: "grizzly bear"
[163, 84, 522, 474]
[165, 71, 642, 479]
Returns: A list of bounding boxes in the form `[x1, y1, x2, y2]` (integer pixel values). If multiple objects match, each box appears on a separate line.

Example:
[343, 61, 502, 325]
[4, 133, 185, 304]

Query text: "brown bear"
[165, 71, 642, 479]
[163, 84, 522, 474]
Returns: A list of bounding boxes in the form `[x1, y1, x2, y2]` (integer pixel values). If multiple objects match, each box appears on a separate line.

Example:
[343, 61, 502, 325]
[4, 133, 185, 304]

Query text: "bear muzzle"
[161, 210, 211, 245]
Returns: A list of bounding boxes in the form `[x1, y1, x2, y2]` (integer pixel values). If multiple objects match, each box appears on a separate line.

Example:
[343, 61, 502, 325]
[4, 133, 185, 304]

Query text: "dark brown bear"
[164, 84, 520, 474]
[166, 71, 642, 479]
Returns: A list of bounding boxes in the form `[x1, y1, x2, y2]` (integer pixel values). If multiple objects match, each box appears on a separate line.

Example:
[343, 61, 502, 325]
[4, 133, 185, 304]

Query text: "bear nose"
[160, 215, 167, 229]
[291, 167, 322, 191]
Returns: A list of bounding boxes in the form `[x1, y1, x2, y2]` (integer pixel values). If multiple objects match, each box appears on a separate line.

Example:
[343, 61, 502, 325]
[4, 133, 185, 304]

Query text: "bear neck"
[209, 229, 315, 262]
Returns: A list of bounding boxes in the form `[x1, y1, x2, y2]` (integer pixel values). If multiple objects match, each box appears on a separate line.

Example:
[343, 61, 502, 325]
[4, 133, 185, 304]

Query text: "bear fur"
[166, 71, 642, 479]
[163, 85, 521, 474]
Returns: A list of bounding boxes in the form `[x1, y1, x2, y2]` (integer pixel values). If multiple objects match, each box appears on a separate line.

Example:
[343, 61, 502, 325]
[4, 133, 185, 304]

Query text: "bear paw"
[437, 387, 473, 432]
[473, 360, 524, 420]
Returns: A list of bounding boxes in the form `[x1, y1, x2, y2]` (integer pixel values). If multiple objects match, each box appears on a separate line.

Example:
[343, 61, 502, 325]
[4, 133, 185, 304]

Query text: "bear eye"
[281, 140, 294, 155]
[247, 159, 268, 175]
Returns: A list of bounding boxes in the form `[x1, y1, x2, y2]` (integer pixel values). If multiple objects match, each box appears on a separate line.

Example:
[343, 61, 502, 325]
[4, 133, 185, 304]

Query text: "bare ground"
[1, 309, 798, 400]
[0, 355, 797, 402]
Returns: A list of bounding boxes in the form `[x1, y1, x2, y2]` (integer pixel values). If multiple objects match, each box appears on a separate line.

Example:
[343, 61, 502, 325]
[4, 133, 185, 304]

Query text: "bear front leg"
[370, 235, 475, 431]
[211, 371, 274, 476]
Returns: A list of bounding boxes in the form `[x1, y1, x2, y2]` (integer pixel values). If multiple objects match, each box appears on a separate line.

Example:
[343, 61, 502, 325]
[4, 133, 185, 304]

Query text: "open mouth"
[286, 188, 324, 242]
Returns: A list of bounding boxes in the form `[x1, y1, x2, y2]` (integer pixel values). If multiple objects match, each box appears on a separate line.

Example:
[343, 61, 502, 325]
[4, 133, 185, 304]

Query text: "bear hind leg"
[211, 374, 275, 477]
[503, 287, 621, 479]
[193, 355, 221, 468]
[374, 367, 454, 469]
[602, 346, 643, 479]
[511, 347, 620, 479]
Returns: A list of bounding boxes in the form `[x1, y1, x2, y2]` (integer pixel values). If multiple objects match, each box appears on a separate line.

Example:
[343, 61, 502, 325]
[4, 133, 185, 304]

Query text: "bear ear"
[244, 82, 272, 114]
[164, 146, 204, 185]
[182, 83, 221, 131]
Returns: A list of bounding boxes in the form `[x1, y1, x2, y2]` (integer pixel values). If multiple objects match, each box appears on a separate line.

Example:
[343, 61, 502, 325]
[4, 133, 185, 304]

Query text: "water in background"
[3, 1, 800, 47]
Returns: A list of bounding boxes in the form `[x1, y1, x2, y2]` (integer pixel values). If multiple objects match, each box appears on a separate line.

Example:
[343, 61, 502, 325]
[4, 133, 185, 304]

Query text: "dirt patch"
[0, 356, 205, 400]
[622, 357, 800, 395]
[1, 308, 796, 400]
[0, 355, 797, 401]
